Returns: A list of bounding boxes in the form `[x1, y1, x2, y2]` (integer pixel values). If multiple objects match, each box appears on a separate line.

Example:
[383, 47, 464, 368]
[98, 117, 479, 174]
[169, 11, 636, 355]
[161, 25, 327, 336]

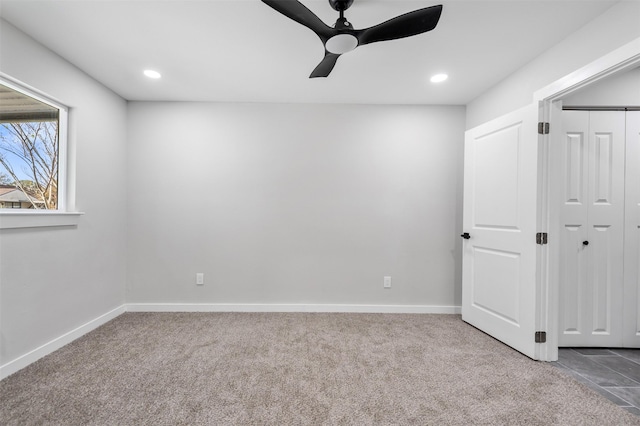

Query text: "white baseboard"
[0, 304, 126, 380]
[126, 303, 462, 314]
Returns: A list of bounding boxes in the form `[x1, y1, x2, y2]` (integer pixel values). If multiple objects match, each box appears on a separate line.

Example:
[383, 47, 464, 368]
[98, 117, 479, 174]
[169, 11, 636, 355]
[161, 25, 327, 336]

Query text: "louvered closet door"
[624, 111, 640, 347]
[559, 110, 625, 347]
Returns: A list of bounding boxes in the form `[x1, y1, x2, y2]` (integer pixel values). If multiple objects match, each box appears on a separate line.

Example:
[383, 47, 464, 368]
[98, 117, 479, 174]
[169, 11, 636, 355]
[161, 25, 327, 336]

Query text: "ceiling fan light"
[326, 34, 358, 54]
[430, 73, 448, 83]
[144, 69, 162, 79]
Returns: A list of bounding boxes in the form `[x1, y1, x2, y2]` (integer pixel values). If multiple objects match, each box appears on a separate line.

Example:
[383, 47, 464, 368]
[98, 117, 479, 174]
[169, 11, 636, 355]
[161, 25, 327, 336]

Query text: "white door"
[624, 111, 640, 347]
[462, 103, 541, 360]
[558, 110, 625, 347]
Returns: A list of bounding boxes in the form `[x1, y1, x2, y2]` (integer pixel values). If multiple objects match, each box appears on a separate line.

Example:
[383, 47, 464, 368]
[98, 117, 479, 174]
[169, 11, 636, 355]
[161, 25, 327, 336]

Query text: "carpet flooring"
[1, 313, 639, 425]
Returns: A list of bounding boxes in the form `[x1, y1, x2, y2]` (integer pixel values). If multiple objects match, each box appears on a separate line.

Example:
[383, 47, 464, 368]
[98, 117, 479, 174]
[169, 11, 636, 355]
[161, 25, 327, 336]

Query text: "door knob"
[461, 233, 471, 240]
[583, 240, 589, 246]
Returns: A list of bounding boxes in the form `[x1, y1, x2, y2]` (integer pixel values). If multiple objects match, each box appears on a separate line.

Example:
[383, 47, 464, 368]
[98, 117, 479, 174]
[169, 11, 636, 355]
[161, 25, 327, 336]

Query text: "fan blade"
[356, 5, 442, 46]
[310, 52, 340, 78]
[262, 0, 334, 41]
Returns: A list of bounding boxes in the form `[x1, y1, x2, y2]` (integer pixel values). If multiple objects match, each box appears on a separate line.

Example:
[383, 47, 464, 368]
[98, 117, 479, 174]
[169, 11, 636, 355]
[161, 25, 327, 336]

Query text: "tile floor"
[553, 348, 640, 416]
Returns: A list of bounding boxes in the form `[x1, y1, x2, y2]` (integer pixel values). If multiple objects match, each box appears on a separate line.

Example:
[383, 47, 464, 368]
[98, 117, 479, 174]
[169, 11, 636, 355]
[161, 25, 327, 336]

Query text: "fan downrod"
[329, 0, 354, 12]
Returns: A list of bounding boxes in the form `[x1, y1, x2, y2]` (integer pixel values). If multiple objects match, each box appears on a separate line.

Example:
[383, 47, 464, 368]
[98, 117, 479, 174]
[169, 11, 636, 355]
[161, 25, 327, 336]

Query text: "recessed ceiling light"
[430, 73, 448, 83]
[143, 69, 162, 79]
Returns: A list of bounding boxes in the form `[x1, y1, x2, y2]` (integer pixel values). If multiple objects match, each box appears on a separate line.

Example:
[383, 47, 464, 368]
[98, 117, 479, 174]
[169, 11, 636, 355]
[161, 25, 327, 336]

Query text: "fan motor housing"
[329, 0, 354, 11]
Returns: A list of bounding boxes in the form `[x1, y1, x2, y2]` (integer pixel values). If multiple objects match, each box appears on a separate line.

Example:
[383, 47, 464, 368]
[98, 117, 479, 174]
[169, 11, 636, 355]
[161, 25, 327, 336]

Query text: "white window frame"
[0, 74, 82, 229]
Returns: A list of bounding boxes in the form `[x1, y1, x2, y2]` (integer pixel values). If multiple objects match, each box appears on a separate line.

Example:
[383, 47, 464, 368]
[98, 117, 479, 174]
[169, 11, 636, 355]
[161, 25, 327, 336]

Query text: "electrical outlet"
[384, 276, 392, 289]
[196, 273, 204, 285]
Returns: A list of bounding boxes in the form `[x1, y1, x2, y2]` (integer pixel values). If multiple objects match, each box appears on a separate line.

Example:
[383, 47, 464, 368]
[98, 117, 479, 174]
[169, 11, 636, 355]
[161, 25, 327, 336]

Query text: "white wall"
[466, 1, 640, 129]
[0, 20, 127, 366]
[562, 66, 640, 106]
[127, 102, 465, 309]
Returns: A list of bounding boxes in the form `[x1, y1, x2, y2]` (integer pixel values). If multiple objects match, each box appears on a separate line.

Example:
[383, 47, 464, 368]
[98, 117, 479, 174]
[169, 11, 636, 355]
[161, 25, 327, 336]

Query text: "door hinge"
[538, 122, 550, 134]
[536, 232, 548, 245]
[535, 331, 547, 343]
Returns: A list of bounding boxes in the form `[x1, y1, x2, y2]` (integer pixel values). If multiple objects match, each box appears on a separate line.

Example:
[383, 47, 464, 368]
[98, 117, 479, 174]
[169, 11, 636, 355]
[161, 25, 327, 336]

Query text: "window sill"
[0, 211, 84, 230]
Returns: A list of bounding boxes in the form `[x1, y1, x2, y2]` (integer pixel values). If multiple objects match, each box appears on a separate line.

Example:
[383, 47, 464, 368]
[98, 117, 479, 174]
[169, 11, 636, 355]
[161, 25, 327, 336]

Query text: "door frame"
[533, 37, 640, 361]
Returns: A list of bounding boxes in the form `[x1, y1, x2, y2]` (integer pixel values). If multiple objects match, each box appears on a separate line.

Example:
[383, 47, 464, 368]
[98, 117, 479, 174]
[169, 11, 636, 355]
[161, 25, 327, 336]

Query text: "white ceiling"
[0, 0, 619, 105]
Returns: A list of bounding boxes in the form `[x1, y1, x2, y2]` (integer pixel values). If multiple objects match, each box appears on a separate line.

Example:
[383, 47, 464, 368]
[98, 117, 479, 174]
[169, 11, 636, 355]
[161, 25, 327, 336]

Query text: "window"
[0, 76, 79, 229]
[0, 201, 21, 208]
[0, 77, 68, 211]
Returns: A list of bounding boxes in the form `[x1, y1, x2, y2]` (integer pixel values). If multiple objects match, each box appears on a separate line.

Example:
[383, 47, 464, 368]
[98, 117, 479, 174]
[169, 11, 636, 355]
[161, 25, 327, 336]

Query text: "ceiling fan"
[262, 0, 443, 78]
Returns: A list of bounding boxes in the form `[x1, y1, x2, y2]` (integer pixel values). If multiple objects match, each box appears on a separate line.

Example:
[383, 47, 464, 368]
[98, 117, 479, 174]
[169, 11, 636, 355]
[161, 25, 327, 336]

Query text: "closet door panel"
[624, 111, 640, 347]
[559, 110, 625, 347]
[559, 111, 590, 345]
[587, 111, 625, 345]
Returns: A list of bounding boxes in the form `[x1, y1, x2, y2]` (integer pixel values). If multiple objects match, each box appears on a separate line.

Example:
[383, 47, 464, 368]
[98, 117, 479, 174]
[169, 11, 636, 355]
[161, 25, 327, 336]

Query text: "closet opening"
[554, 66, 640, 348]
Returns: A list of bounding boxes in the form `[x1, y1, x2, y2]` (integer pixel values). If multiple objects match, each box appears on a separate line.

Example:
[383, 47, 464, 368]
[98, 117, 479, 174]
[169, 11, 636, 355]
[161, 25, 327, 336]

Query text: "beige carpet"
[1, 313, 638, 425]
